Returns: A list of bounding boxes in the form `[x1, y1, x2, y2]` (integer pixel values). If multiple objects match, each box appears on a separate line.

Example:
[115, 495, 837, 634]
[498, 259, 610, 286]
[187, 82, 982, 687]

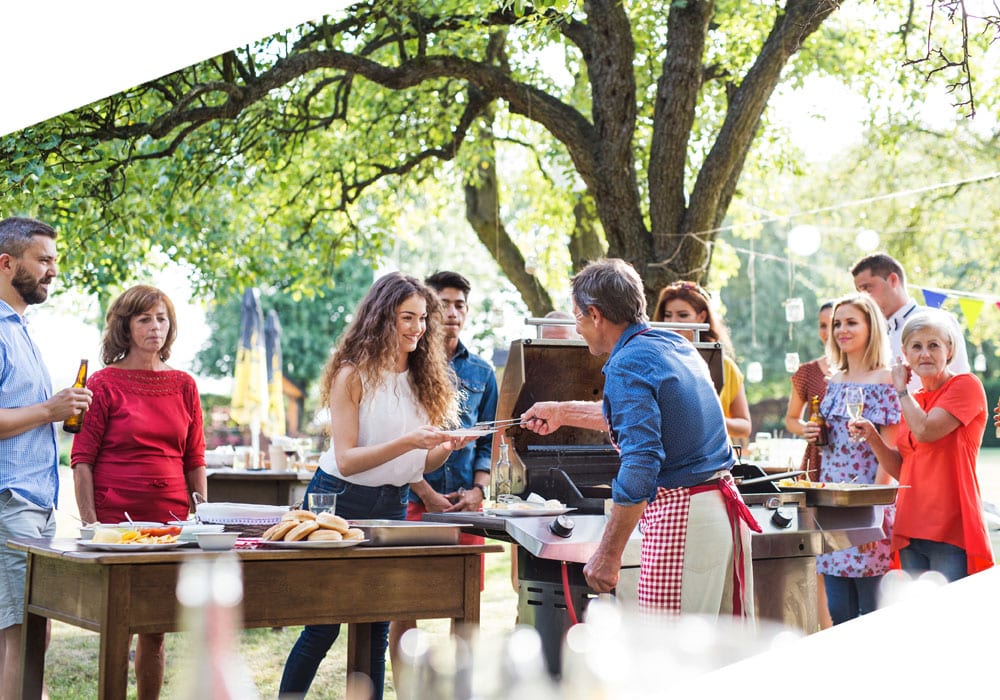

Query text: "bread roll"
[92, 528, 123, 544]
[286, 520, 319, 541]
[281, 509, 317, 522]
[315, 512, 350, 534]
[262, 520, 297, 541]
[307, 529, 343, 541]
[344, 528, 365, 541]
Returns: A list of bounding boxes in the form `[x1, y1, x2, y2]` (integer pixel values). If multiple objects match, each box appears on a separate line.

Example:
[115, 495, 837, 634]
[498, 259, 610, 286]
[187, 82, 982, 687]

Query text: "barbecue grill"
[427, 332, 887, 675]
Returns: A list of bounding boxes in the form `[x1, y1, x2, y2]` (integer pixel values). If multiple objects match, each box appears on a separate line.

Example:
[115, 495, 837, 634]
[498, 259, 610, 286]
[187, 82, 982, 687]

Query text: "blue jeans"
[898, 538, 968, 583]
[279, 470, 409, 699]
[824, 574, 882, 625]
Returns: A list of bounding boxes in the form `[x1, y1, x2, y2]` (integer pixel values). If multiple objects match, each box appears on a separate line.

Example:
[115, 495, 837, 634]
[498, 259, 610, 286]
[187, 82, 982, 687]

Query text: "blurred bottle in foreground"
[62, 359, 88, 433]
[172, 554, 259, 699]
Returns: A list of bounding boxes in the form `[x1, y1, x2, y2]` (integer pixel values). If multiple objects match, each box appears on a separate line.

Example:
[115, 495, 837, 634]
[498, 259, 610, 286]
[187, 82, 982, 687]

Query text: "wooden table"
[206, 468, 306, 505]
[11, 538, 501, 699]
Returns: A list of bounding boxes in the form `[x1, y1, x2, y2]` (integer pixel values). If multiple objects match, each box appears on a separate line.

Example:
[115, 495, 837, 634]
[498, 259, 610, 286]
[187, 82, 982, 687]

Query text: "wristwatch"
[896, 388, 908, 398]
[470, 483, 487, 497]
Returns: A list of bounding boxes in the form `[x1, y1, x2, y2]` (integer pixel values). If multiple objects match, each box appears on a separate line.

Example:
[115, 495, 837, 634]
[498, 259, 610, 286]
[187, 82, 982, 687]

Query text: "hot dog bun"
[286, 521, 320, 541]
[315, 512, 350, 534]
[281, 509, 317, 522]
[262, 520, 297, 541]
[307, 529, 343, 541]
[344, 528, 365, 541]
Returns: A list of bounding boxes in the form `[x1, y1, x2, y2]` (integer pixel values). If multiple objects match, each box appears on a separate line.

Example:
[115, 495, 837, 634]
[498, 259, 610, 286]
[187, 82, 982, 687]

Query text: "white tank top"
[318, 370, 429, 487]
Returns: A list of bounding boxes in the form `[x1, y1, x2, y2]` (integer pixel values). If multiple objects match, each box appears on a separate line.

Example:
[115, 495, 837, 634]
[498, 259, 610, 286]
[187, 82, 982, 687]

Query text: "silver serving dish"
[349, 519, 463, 546]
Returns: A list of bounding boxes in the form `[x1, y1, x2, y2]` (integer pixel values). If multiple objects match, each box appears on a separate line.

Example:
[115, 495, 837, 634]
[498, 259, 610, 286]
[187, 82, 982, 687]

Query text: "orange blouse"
[894, 374, 992, 576]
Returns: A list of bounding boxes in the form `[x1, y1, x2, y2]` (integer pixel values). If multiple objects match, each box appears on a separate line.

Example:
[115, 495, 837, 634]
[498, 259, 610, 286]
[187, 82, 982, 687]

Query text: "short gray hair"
[571, 259, 646, 325]
[901, 309, 959, 362]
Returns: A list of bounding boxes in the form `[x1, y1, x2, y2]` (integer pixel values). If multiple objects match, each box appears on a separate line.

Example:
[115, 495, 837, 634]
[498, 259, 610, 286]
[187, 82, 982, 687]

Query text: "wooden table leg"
[97, 568, 133, 700]
[19, 611, 46, 700]
[346, 622, 373, 697]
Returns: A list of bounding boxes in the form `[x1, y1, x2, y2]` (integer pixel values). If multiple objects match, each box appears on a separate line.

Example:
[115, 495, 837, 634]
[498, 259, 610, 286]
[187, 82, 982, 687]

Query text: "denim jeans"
[898, 537, 968, 583]
[823, 574, 883, 625]
[279, 470, 409, 699]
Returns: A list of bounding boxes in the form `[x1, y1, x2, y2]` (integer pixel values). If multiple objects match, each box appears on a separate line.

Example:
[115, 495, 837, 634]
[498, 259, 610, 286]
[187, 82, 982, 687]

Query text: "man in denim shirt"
[389, 270, 498, 675]
[0, 217, 93, 698]
[522, 259, 758, 616]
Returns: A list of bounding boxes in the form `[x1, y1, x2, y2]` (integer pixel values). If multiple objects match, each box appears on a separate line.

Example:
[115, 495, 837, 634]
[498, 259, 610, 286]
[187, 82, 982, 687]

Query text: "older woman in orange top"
[857, 309, 992, 581]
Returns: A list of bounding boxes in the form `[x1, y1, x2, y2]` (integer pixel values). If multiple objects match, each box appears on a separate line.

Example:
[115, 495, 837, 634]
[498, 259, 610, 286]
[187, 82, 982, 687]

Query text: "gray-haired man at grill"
[521, 258, 760, 616]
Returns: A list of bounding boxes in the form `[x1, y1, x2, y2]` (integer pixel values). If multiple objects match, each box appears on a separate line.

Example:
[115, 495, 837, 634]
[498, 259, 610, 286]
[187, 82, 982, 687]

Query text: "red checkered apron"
[637, 477, 761, 616]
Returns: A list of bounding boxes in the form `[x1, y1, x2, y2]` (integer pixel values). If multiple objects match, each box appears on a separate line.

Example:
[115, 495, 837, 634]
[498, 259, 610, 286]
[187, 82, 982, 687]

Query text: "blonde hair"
[826, 294, 890, 372]
[318, 272, 458, 427]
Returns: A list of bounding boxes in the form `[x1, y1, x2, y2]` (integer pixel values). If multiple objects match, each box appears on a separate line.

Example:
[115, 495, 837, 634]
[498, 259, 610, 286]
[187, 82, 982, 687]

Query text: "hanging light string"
[649, 169, 1000, 271]
[694, 170, 1000, 240]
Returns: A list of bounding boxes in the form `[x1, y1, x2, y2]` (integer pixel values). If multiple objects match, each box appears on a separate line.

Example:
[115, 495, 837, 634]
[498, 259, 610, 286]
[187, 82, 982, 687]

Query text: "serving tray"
[777, 481, 905, 507]
[350, 519, 463, 546]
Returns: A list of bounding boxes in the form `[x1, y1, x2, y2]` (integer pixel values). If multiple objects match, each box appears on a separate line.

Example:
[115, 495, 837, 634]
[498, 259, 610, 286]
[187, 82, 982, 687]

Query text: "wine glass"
[845, 386, 864, 442]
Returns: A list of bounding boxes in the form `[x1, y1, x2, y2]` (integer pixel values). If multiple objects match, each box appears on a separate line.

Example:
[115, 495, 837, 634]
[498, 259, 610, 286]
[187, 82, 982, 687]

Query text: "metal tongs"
[473, 418, 526, 431]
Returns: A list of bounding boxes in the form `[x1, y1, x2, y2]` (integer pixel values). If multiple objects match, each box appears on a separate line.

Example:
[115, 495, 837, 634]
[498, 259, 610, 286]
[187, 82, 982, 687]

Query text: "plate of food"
[79, 541, 185, 552]
[441, 428, 494, 438]
[260, 539, 368, 549]
[79, 526, 182, 551]
[485, 499, 575, 517]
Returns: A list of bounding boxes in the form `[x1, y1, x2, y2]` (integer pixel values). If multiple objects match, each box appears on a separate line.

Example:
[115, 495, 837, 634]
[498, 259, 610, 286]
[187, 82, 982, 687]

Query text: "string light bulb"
[856, 228, 880, 251]
[746, 362, 763, 383]
[974, 352, 987, 373]
[787, 225, 821, 256]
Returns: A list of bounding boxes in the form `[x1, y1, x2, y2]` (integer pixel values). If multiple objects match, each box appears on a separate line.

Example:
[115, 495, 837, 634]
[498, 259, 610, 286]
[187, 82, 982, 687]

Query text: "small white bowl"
[117, 521, 163, 529]
[196, 532, 240, 551]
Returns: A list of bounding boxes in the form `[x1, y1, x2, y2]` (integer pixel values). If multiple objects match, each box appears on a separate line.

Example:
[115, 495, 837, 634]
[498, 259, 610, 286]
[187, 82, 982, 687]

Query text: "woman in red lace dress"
[72, 284, 206, 700]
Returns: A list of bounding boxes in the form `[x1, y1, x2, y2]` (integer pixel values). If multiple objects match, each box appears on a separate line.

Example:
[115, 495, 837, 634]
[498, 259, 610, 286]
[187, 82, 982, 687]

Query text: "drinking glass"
[308, 493, 337, 515]
[845, 386, 864, 442]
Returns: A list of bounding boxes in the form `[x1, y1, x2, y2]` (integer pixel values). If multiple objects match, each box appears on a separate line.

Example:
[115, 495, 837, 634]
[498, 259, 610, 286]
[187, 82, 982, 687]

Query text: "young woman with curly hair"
[281, 272, 473, 699]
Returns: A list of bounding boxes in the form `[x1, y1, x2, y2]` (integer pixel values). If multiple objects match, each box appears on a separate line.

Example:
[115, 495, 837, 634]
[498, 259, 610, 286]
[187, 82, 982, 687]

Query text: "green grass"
[45, 549, 519, 699]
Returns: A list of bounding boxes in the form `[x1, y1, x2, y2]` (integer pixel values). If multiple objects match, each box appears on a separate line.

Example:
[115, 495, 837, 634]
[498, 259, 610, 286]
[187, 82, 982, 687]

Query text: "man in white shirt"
[852, 252, 969, 391]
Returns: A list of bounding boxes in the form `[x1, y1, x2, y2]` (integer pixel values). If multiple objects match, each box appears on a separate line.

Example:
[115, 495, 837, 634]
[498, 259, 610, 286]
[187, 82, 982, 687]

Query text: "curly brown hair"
[652, 281, 735, 358]
[101, 285, 178, 365]
[318, 272, 459, 427]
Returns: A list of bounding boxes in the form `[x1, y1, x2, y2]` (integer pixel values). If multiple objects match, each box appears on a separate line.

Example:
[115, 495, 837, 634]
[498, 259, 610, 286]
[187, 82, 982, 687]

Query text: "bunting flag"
[958, 297, 985, 329]
[921, 289, 948, 309]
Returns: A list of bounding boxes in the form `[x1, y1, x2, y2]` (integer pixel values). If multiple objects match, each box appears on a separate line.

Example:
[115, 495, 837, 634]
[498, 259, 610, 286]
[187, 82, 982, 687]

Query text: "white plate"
[485, 507, 576, 517]
[261, 539, 368, 549]
[78, 541, 184, 552]
[441, 428, 494, 438]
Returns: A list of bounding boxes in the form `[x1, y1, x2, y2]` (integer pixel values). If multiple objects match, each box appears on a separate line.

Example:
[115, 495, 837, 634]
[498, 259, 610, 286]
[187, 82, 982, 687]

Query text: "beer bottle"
[62, 359, 89, 434]
[807, 395, 828, 446]
[494, 438, 512, 497]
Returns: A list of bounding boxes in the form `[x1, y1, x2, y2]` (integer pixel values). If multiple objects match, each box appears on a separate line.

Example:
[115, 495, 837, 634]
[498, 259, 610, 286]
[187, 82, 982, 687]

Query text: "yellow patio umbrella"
[230, 288, 269, 459]
[264, 309, 287, 437]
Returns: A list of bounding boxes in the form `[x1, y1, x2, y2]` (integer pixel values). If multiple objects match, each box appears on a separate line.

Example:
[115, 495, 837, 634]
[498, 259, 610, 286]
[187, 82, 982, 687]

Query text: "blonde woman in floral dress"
[803, 294, 900, 625]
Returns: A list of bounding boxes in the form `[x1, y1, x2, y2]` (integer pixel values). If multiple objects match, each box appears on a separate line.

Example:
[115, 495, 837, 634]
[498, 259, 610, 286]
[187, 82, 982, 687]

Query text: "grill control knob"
[770, 508, 793, 529]
[549, 515, 575, 538]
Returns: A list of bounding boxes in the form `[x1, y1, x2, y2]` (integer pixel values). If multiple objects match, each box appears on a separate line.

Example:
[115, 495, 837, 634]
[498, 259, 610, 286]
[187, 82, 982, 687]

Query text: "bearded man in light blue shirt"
[0, 216, 93, 699]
